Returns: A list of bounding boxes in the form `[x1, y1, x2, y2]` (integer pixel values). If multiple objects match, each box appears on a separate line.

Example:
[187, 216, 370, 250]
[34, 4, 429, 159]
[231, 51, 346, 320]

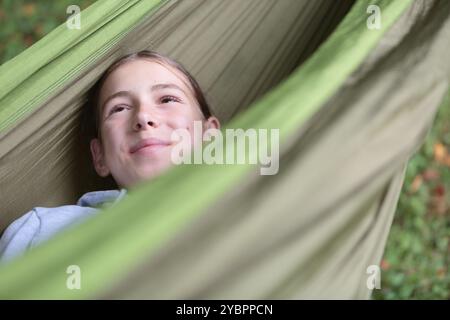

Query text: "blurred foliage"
[0, 0, 96, 65]
[373, 93, 450, 300]
[1, 0, 449, 300]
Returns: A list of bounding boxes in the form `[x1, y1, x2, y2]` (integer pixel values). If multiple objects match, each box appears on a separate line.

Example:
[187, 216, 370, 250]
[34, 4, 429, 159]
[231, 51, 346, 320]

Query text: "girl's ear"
[90, 138, 110, 177]
[204, 116, 221, 130]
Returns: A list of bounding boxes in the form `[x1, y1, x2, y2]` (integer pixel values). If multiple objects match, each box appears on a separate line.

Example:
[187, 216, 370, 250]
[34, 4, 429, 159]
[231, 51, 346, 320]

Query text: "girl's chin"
[134, 161, 174, 180]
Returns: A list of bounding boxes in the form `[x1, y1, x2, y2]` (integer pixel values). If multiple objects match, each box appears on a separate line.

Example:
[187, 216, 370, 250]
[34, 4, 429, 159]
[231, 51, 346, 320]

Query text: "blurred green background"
[373, 95, 450, 300]
[0, 0, 96, 63]
[1, 0, 449, 299]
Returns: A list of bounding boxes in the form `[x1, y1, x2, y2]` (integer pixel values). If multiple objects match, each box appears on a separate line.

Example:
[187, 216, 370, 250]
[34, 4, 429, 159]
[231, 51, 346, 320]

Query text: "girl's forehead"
[102, 59, 191, 94]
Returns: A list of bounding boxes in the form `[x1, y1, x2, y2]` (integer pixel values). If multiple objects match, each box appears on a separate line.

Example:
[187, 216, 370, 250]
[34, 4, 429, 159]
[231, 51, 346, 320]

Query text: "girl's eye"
[160, 95, 180, 104]
[109, 104, 128, 115]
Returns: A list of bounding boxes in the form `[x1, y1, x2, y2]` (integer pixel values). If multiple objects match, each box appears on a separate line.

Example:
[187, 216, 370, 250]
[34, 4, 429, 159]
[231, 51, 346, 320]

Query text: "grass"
[373, 93, 450, 299]
[0, 0, 96, 65]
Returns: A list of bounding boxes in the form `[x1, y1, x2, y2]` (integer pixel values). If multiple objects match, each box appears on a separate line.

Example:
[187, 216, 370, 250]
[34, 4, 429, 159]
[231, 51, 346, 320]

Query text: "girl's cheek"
[103, 121, 122, 144]
[171, 105, 201, 127]
[166, 113, 194, 130]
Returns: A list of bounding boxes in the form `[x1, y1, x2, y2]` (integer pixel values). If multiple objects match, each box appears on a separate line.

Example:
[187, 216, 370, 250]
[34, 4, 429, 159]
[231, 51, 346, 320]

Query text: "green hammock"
[0, 0, 449, 299]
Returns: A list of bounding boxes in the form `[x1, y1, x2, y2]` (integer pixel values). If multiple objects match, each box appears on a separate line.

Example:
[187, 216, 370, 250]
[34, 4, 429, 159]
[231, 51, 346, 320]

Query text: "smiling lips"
[130, 138, 171, 154]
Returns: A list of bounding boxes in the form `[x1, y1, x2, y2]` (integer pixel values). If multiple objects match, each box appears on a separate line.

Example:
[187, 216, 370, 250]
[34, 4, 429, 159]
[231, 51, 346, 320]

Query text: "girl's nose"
[133, 110, 159, 131]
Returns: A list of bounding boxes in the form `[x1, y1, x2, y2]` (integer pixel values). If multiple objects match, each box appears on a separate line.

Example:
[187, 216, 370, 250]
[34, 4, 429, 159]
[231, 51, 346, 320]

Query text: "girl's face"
[90, 59, 219, 189]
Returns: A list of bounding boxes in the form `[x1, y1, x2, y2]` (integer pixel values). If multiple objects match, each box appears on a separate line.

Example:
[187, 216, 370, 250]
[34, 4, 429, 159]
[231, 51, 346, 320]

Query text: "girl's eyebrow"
[101, 83, 187, 112]
[151, 83, 187, 95]
[101, 91, 132, 114]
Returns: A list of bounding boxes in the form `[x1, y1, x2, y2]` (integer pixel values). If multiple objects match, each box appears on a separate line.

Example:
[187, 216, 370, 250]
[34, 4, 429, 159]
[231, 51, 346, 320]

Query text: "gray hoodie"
[0, 189, 127, 263]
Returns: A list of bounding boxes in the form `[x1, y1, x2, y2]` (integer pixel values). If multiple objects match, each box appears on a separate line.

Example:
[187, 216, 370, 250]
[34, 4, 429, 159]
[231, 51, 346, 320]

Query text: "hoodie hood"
[76, 189, 127, 208]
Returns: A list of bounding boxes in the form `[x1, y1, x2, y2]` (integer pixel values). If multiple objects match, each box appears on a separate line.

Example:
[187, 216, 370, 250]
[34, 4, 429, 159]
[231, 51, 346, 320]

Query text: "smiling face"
[90, 59, 220, 189]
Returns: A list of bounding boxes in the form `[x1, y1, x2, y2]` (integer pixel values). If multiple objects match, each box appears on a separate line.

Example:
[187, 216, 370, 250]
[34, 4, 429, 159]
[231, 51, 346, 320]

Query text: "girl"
[0, 50, 220, 262]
